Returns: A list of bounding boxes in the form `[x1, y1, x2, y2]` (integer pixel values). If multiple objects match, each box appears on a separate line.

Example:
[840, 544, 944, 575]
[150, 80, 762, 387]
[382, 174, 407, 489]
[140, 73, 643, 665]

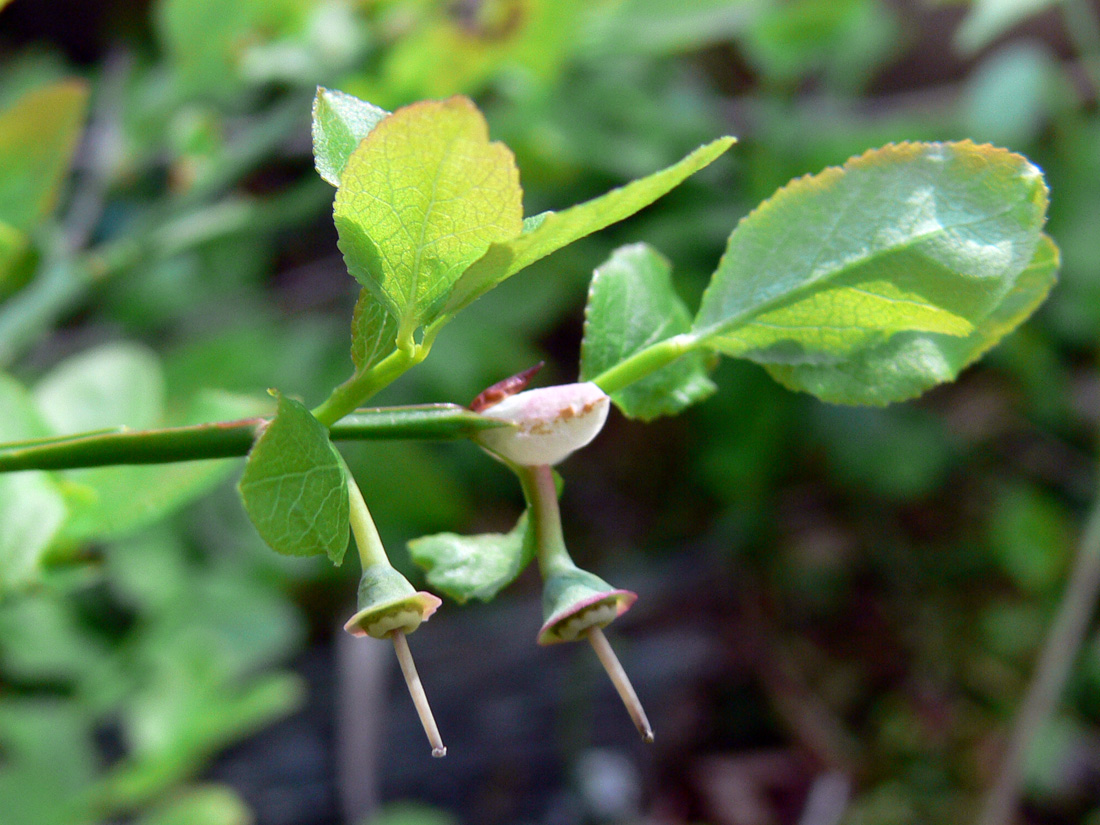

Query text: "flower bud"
[475, 382, 610, 466]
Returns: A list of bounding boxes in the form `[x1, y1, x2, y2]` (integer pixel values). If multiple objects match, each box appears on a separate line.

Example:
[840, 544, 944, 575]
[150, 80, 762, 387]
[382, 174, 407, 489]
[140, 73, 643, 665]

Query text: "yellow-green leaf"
[334, 96, 523, 344]
[444, 136, 735, 318]
[0, 80, 88, 232]
[766, 233, 1059, 405]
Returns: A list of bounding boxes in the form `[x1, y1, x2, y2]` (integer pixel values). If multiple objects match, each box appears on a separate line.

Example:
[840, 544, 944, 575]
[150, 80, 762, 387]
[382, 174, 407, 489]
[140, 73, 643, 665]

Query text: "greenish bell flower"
[345, 472, 447, 757]
[344, 563, 442, 639]
[538, 564, 636, 646]
[515, 462, 654, 743]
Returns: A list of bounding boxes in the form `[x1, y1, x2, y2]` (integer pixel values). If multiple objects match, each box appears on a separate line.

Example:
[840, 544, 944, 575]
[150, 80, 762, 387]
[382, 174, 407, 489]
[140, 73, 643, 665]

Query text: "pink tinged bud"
[475, 382, 610, 466]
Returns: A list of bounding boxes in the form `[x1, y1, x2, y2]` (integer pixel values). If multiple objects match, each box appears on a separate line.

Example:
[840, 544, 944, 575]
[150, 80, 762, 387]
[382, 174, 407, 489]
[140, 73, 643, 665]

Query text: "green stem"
[515, 463, 573, 576]
[589, 333, 700, 396]
[977, 482, 1100, 825]
[0, 404, 507, 472]
[312, 343, 429, 427]
[345, 471, 389, 569]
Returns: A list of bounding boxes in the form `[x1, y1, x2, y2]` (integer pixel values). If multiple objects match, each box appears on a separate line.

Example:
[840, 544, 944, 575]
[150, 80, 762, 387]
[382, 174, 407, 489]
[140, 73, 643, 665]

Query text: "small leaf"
[311, 87, 388, 187]
[580, 243, 716, 420]
[350, 288, 398, 372]
[409, 511, 534, 603]
[136, 785, 252, 825]
[695, 141, 1050, 402]
[334, 96, 523, 343]
[956, 0, 1057, 55]
[766, 233, 1059, 405]
[238, 393, 349, 563]
[444, 136, 735, 317]
[0, 79, 88, 231]
[0, 474, 66, 592]
[0, 374, 65, 592]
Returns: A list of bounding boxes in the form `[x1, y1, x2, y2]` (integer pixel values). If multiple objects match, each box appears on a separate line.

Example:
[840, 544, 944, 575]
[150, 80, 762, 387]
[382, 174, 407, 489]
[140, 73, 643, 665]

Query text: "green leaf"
[238, 393, 349, 563]
[409, 511, 534, 604]
[334, 96, 523, 343]
[766, 233, 1059, 405]
[694, 141, 1050, 401]
[0, 372, 50, 442]
[350, 288, 398, 372]
[580, 243, 715, 420]
[0, 79, 88, 232]
[29, 344, 260, 542]
[444, 136, 735, 318]
[35, 342, 165, 434]
[311, 87, 389, 187]
[155, 0, 308, 99]
[0, 374, 64, 592]
[0, 474, 66, 592]
[956, 0, 1057, 55]
[136, 785, 252, 825]
[0, 219, 27, 288]
[584, 0, 760, 57]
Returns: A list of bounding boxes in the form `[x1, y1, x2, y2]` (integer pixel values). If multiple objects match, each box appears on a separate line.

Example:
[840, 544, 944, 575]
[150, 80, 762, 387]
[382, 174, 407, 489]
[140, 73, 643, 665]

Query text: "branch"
[977, 480, 1100, 825]
[0, 404, 506, 472]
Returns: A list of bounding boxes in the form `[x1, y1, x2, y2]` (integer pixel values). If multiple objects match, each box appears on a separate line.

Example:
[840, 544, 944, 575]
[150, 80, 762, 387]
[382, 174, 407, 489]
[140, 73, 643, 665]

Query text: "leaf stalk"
[590, 332, 700, 396]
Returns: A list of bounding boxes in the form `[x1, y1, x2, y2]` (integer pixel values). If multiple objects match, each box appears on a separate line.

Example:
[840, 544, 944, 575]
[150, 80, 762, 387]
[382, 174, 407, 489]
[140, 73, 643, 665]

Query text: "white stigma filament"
[586, 626, 654, 744]
[391, 630, 447, 757]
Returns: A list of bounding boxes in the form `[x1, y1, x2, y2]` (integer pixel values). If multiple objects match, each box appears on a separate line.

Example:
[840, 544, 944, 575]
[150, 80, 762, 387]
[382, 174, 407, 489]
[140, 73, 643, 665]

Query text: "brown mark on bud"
[469, 361, 544, 412]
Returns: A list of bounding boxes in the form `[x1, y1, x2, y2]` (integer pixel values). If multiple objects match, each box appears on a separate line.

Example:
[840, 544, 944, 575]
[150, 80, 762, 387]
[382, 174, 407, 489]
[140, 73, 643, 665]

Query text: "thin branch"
[0, 404, 506, 472]
[978, 481, 1100, 825]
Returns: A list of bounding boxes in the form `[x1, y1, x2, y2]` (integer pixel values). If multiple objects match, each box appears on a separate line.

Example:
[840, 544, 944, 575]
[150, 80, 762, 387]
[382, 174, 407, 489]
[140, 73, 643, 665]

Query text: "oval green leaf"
[0, 79, 88, 232]
[694, 141, 1050, 403]
[238, 393, 349, 564]
[580, 243, 715, 420]
[0, 374, 65, 592]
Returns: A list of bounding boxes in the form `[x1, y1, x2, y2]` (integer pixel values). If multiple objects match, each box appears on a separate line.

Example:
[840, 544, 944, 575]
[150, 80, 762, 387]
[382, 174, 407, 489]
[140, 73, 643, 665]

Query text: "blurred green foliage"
[1, 0, 1098, 823]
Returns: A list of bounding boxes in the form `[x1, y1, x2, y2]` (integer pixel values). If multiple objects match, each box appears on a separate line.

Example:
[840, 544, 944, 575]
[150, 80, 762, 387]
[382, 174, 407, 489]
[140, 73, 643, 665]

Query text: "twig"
[977, 482, 1100, 825]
